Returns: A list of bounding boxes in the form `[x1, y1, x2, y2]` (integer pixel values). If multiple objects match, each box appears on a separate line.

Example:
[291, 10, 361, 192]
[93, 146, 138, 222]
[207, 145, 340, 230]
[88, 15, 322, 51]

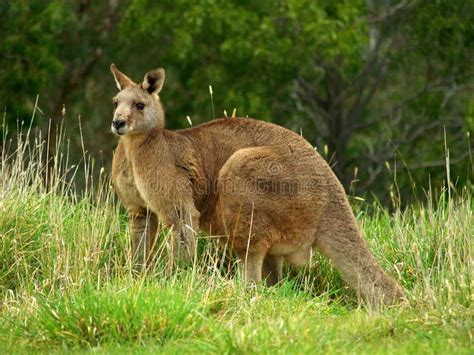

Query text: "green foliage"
[0, 0, 472, 202]
[0, 1, 69, 117]
[119, 0, 368, 123]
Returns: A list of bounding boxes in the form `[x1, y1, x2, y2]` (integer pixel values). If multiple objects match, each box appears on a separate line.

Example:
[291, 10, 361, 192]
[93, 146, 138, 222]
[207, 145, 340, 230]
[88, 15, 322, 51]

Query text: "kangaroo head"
[110, 63, 166, 136]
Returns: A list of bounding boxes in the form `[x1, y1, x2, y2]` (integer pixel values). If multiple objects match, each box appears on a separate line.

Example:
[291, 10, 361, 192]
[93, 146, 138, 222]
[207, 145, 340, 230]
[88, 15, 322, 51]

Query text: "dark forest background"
[1, 0, 473, 206]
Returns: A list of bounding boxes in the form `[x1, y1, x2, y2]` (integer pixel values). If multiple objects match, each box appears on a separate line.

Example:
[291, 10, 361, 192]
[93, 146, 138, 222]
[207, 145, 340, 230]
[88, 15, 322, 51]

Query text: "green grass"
[0, 126, 472, 354]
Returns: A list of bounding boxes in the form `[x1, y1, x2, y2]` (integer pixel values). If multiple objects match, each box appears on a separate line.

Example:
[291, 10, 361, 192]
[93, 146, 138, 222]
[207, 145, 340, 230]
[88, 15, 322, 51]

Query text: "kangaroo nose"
[112, 120, 126, 130]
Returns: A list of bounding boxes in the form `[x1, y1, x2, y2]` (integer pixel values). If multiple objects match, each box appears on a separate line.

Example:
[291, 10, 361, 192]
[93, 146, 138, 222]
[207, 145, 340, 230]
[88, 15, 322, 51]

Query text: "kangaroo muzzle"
[111, 119, 127, 135]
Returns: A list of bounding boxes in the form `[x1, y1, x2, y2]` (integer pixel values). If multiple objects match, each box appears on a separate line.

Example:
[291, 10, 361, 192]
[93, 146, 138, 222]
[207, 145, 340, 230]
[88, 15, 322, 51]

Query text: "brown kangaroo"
[110, 64, 406, 306]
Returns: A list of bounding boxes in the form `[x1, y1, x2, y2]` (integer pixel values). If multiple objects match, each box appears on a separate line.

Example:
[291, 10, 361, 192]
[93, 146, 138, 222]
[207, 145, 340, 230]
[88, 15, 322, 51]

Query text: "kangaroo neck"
[121, 128, 163, 161]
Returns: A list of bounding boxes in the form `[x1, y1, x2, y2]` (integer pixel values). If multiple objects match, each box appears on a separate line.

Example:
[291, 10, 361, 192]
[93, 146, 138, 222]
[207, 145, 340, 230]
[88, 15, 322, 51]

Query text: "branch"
[376, 76, 462, 121]
[368, 0, 414, 24]
[296, 76, 328, 109]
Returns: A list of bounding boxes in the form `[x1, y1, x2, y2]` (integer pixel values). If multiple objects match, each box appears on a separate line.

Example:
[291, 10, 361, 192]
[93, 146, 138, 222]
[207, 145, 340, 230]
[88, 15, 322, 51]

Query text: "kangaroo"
[110, 64, 406, 306]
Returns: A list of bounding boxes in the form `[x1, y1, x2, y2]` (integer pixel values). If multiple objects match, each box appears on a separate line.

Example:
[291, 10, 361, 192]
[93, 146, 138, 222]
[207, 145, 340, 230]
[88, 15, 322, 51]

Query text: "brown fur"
[109, 64, 406, 306]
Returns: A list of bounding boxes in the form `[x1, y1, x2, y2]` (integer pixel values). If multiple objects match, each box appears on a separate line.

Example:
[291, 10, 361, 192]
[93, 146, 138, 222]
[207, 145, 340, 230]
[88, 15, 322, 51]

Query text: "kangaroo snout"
[111, 119, 127, 135]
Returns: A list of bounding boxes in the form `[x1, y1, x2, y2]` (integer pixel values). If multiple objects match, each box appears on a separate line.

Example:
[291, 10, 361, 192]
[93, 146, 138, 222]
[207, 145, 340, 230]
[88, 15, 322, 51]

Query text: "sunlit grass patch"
[4, 283, 208, 348]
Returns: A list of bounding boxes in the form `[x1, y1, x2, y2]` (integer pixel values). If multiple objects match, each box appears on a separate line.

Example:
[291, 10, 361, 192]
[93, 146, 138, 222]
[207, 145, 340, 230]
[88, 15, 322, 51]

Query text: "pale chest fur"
[127, 139, 185, 224]
[112, 142, 147, 212]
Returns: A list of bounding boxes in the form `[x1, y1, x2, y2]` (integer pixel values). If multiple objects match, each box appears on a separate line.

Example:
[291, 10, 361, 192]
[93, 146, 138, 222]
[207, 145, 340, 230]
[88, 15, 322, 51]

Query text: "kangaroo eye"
[113, 101, 118, 109]
[135, 103, 145, 110]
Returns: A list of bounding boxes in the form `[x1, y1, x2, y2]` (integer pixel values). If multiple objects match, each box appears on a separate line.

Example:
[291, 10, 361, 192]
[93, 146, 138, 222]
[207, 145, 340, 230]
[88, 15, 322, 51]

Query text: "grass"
[0, 123, 472, 354]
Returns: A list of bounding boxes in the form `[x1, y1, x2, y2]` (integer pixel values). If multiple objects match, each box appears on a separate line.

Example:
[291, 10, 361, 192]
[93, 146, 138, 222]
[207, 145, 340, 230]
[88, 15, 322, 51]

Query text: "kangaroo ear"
[142, 68, 165, 95]
[110, 63, 134, 91]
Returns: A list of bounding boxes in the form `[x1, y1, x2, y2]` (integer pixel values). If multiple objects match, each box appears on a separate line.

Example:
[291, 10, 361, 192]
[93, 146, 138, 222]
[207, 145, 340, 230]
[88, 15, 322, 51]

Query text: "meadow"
[0, 124, 472, 354]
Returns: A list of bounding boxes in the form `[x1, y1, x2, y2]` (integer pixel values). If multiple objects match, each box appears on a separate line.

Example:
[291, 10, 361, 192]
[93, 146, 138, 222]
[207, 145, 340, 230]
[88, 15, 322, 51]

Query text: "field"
[0, 128, 472, 354]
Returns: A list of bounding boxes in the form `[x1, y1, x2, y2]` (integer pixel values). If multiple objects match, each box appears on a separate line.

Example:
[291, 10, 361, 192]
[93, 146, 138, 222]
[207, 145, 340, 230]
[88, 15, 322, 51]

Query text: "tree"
[0, 0, 122, 156]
